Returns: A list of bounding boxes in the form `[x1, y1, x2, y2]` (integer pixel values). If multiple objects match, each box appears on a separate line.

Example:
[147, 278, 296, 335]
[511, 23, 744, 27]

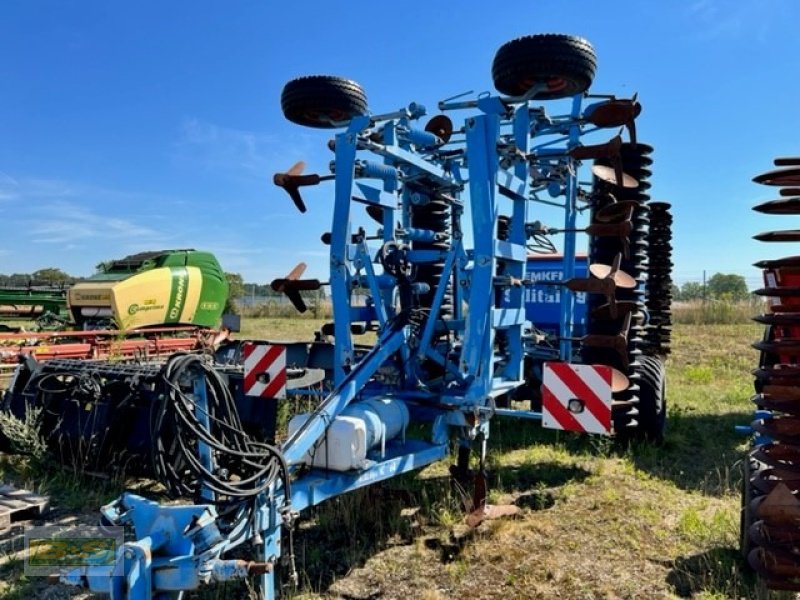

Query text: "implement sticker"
[24, 525, 124, 576]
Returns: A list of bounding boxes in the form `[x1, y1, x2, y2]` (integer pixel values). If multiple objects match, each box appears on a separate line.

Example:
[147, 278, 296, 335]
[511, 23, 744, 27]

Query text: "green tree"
[679, 281, 704, 301]
[32, 268, 72, 285]
[707, 273, 749, 301]
[224, 272, 245, 314]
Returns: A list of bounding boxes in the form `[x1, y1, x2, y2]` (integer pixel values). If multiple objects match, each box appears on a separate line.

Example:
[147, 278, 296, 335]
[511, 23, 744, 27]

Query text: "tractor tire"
[491, 34, 597, 99]
[636, 355, 667, 444]
[281, 75, 368, 129]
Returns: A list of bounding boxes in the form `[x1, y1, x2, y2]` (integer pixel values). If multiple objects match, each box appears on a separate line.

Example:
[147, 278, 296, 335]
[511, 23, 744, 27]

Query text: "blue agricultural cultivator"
[3, 32, 673, 598]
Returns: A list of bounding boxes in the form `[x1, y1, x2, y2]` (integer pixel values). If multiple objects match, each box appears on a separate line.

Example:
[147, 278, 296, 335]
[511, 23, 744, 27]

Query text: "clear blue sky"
[2, 0, 798, 289]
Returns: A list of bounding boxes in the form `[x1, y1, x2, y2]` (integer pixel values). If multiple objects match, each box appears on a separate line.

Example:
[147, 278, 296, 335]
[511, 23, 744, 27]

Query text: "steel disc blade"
[753, 167, 800, 187]
[753, 313, 800, 326]
[594, 200, 639, 223]
[610, 368, 630, 392]
[770, 303, 800, 313]
[754, 256, 800, 269]
[753, 198, 800, 215]
[366, 204, 384, 224]
[752, 415, 800, 443]
[754, 339, 800, 354]
[753, 395, 800, 416]
[754, 366, 800, 381]
[424, 114, 453, 144]
[754, 287, 800, 297]
[754, 230, 800, 242]
[775, 157, 800, 167]
[591, 164, 639, 189]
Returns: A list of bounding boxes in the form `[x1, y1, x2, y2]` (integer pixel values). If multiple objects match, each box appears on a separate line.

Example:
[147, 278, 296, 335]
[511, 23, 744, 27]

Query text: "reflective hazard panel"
[542, 363, 612, 435]
[243, 342, 287, 399]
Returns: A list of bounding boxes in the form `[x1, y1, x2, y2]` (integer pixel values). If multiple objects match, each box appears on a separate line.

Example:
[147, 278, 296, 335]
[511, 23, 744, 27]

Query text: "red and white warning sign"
[243, 342, 287, 399]
[542, 363, 612, 435]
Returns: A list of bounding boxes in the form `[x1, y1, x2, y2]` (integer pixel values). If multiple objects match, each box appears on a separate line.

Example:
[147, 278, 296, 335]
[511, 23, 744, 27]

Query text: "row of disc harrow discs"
[744, 156, 800, 589]
[582, 142, 673, 440]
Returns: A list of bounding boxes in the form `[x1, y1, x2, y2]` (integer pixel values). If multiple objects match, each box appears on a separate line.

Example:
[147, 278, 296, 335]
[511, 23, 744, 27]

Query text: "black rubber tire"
[281, 75, 368, 129]
[492, 34, 597, 99]
[636, 355, 666, 444]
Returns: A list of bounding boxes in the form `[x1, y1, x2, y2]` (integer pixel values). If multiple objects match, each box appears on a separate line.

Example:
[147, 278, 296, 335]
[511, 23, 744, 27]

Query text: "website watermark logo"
[24, 526, 124, 577]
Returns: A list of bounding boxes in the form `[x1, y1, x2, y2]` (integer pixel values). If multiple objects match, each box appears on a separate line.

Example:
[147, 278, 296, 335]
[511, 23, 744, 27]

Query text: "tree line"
[2, 268, 750, 303]
[671, 273, 751, 302]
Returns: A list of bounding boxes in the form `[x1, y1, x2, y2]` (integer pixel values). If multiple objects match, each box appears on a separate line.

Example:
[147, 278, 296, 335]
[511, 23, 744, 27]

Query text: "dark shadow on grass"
[490, 461, 591, 494]
[288, 455, 591, 596]
[492, 407, 753, 496]
[665, 546, 756, 598]
[629, 409, 751, 495]
[491, 414, 613, 455]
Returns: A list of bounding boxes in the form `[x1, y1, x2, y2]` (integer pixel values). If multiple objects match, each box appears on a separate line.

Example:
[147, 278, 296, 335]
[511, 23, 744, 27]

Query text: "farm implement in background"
[741, 156, 800, 590]
[0, 249, 230, 384]
[11, 32, 674, 599]
[0, 284, 68, 322]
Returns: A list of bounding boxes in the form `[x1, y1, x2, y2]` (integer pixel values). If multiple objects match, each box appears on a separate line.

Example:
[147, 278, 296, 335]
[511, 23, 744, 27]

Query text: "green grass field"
[0, 318, 773, 599]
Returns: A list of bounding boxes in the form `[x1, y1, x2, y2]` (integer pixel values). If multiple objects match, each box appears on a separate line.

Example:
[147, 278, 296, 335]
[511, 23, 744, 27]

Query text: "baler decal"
[166, 268, 189, 324]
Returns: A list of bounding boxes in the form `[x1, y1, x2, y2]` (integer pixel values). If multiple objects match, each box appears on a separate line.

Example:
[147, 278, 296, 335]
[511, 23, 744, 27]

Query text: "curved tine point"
[287, 161, 305, 176]
[286, 262, 307, 281]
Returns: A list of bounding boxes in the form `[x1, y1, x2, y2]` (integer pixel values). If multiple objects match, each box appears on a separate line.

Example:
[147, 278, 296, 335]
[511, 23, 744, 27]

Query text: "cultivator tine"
[569, 133, 622, 161]
[270, 263, 322, 313]
[583, 94, 641, 144]
[273, 161, 334, 213]
[591, 300, 638, 321]
[585, 220, 633, 259]
[538, 254, 634, 312]
[589, 253, 636, 288]
[581, 313, 632, 368]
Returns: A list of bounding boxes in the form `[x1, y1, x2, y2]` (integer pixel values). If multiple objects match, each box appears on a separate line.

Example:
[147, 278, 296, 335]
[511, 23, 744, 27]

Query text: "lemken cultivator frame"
[45, 33, 672, 598]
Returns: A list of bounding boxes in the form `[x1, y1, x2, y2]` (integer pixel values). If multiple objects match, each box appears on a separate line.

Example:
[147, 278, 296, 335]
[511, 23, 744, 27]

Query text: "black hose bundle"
[151, 353, 290, 503]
